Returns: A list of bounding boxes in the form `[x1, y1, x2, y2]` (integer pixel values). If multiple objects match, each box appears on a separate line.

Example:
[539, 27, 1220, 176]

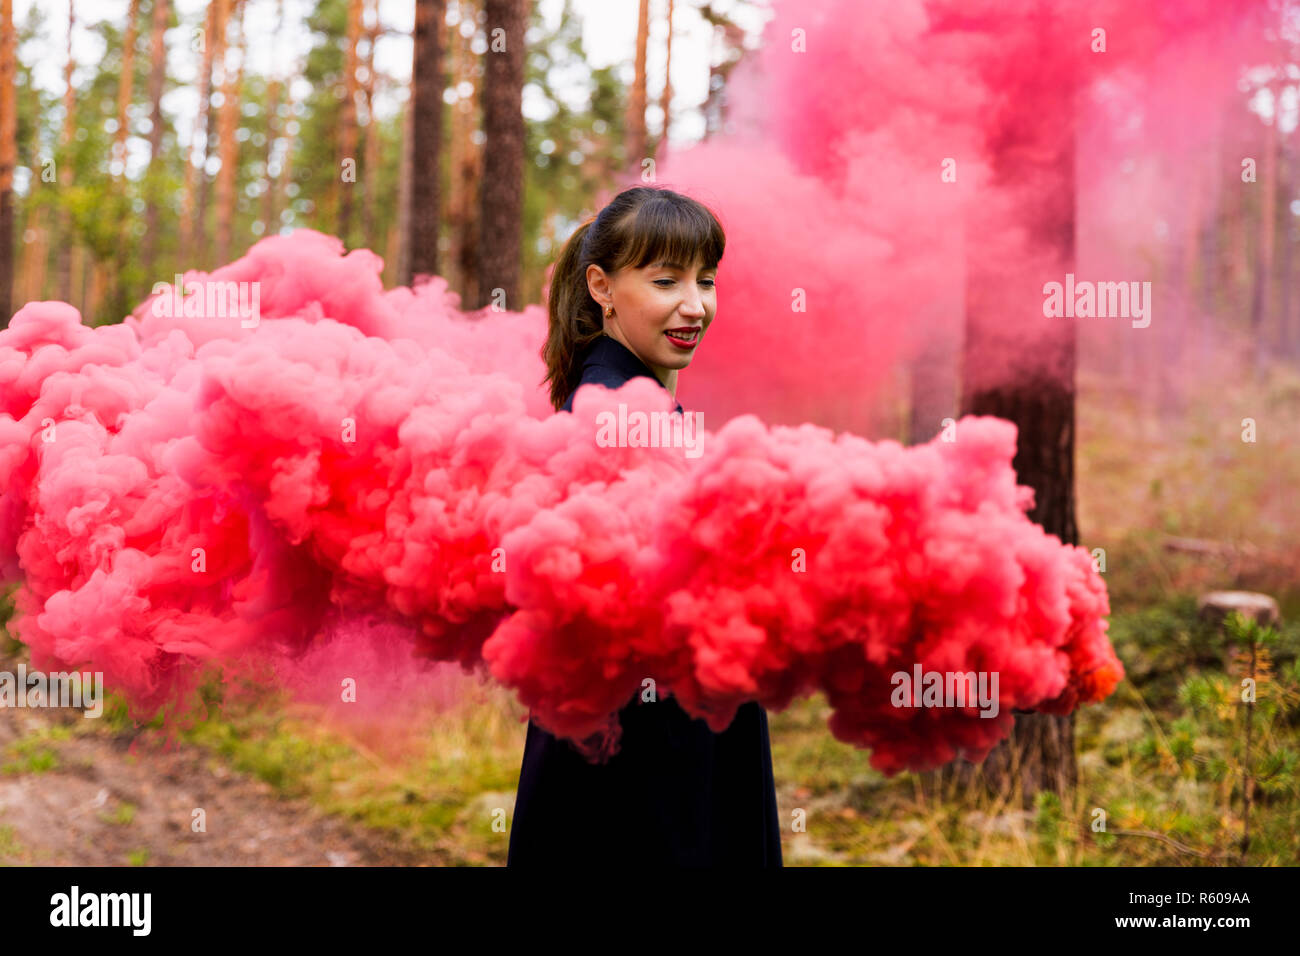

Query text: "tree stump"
[1196, 590, 1279, 628]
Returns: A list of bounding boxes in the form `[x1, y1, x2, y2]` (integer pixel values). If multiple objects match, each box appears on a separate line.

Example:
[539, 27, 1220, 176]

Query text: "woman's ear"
[586, 264, 612, 310]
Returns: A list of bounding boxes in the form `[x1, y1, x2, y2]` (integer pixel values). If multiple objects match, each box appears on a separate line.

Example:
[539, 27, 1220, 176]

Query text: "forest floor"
[0, 689, 434, 866]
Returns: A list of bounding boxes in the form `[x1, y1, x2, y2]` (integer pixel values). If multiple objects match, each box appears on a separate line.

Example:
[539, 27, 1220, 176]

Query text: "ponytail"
[541, 217, 605, 410]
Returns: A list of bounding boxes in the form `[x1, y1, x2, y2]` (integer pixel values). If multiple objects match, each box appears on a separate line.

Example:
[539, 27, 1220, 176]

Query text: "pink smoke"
[649, 0, 1279, 429]
[0, 230, 1120, 774]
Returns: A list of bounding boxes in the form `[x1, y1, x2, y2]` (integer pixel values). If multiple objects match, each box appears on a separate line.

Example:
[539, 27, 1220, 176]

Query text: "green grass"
[170, 672, 526, 863]
[0, 824, 22, 864]
[1, 725, 72, 775]
[100, 802, 137, 826]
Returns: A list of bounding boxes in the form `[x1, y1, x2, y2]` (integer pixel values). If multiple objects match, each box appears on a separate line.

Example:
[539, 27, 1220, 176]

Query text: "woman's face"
[587, 256, 718, 387]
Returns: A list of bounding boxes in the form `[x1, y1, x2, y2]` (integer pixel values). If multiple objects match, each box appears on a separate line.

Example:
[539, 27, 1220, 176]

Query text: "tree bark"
[476, 0, 525, 310]
[0, 0, 15, 326]
[360, 0, 380, 252]
[657, 0, 673, 156]
[142, 0, 169, 282]
[337, 0, 363, 244]
[182, 1, 219, 267]
[406, 0, 445, 284]
[393, 99, 412, 286]
[213, 0, 243, 265]
[112, 0, 141, 175]
[272, 82, 296, 244]
[56, 0, 77, 303]
[625, 0, 649, 173]
[447, 0, 482, 307]
[261, 0, 282, 236]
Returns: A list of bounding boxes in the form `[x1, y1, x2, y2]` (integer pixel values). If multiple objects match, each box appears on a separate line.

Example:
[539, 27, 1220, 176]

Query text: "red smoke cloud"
[1, 230, 1120, 774]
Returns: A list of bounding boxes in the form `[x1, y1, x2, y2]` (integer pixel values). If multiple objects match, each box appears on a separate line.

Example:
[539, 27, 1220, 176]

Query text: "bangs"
[611, 193, 725, 274]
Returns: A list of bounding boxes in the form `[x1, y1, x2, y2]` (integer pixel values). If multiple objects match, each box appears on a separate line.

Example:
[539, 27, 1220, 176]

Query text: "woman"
[507, 186, 783, 867]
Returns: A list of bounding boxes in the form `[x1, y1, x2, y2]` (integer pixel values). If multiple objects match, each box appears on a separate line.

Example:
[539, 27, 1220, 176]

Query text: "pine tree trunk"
[57, 0, 76, 303]
[113, 0, 141, 174]
[214, 0, 243, 265]
[183, 1, 219, 267]
[19, 209, 47, 305]
[360, 0, 380, 252]
[272, 84, 296, 242]
[0, 0, 15, 326]
[142, 0, 169, 282]
[657, 0, 673, 157]
[262, 0, 287, 238]
[261, 77, 279, 234]
[20, 77, 47, 302]
[406, 0, 444, 284]
[447, 0, 481, 307]
[392, 100, 412, 286]
[337, 0, 362, 245]
[625, 0, 649, 173]
[476, 0, 525, 311]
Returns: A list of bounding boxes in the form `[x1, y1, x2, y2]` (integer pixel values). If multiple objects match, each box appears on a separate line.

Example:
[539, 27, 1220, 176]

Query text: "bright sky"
[13, 0, 773, 166]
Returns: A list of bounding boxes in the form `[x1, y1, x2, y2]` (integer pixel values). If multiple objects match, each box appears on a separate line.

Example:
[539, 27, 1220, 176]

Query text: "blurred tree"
[476, 0, 526, 310]
[698, 3, 747, 139]
[337, 0, 362, 243]
[195, 0, 231, 269]
[406, 0, 446, 284]
[260, 0, 284, 237]
[656, 0, 673, 158]
[0, 0, 14, 326]
[181, 1, 217, 267]
[625, 0, 648, 173]
[360, 0, 379, 251]
[214, 0, 244, 264]
[106, 0, 140, 311]
[141, 0, 171, 282]
[112, 0, 140, 175]
[447, 0, 483, 306]
[298, 0, 348, 238]
[16, 4, 51, 306]
[56, 0, 76, 302]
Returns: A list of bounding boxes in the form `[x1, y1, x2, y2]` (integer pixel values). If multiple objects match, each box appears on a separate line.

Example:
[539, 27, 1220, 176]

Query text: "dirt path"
[0, 705, 439, 866]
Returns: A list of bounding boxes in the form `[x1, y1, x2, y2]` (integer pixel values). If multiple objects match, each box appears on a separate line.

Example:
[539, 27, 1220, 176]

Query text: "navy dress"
[507, 334, 783, 867]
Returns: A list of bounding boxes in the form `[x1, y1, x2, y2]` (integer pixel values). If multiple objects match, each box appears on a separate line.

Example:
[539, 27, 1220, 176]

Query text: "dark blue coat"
[506, 334, 783, 867]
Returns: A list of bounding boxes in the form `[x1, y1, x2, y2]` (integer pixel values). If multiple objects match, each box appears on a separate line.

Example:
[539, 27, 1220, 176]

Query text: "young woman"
[506, 185, 782, 867]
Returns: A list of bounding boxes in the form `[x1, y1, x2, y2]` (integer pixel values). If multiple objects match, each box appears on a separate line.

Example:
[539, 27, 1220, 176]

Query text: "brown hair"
[541, 185, 726, 410]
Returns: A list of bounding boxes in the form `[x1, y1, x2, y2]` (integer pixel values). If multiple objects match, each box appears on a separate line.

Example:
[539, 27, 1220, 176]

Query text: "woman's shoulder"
[561, 368, 623, 413]
[560, 350, 633, 412]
